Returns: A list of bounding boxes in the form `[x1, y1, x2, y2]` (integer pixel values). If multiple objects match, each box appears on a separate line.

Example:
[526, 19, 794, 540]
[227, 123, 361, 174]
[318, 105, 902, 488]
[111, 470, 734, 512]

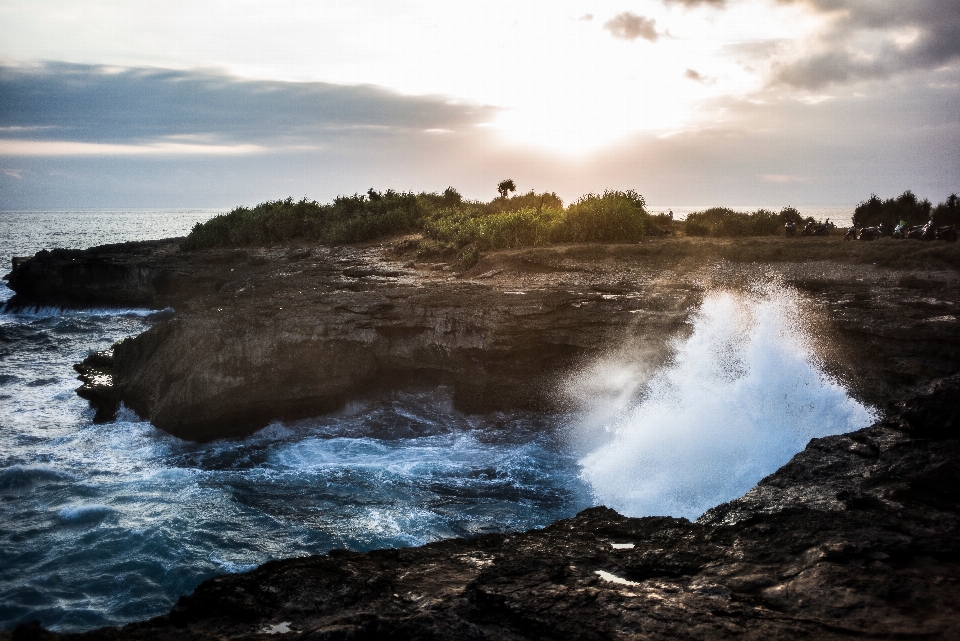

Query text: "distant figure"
[668, 209, 674, 220]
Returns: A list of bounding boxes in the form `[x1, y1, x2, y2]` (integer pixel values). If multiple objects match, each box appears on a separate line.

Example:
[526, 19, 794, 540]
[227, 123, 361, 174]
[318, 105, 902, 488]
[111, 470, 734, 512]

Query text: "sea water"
[0, 210, 592, 631]
[0, 210, 875, 632]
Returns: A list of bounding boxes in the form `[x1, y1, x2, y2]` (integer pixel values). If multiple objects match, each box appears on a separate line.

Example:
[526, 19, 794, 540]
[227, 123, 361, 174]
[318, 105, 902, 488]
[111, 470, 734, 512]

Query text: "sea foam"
[575, 286, 877, 520]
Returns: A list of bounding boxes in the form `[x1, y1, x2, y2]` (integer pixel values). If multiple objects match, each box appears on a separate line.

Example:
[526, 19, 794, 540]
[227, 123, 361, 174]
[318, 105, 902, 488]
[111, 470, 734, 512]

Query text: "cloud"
[578, 13, 594, 21]
[771, 0, 960, 88]
[663, 0, 727, 7]
[604, 12, 659, 42]
[760, 174, 810, 184]
[0, 63, 495, 150]
[3, 168, 22, 179]
[684, 68, 712, 83]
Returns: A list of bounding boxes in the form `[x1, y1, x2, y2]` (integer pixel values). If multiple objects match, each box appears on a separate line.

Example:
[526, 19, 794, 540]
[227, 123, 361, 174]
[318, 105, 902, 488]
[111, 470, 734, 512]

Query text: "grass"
[556, 235, 960, 272]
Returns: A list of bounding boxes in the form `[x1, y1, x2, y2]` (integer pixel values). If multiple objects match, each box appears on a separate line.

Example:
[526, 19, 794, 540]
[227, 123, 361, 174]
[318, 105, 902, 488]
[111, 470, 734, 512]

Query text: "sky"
[0, 0, 957, 209]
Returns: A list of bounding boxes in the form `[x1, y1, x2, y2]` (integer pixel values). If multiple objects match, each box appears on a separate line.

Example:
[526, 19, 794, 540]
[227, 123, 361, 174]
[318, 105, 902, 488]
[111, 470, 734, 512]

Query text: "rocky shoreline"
[3, 234, 959, 638]
[5, 376, 959, 640]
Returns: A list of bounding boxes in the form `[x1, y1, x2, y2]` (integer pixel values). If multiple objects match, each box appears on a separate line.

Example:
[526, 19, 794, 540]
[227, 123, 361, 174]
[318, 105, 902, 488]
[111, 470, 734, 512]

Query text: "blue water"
[0, 211, 591, 632]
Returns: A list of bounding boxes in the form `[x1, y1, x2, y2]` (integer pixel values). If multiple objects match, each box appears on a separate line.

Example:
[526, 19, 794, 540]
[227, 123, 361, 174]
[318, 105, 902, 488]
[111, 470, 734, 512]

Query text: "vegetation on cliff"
[683, 207, 803, 237]
[853, 191, 959, 228]
[181, 186, 650, 253]
[182, 186, 959, 257]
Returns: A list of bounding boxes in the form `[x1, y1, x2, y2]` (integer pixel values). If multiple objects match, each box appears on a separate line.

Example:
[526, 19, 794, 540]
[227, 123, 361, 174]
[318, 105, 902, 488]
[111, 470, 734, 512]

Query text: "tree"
[497, 179, 516, 199]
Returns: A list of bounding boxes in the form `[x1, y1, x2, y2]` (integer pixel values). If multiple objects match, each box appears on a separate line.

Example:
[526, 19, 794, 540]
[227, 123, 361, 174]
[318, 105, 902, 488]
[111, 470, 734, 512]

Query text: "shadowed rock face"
[8, 377, 959, 640]
[6, 237, 960, 441]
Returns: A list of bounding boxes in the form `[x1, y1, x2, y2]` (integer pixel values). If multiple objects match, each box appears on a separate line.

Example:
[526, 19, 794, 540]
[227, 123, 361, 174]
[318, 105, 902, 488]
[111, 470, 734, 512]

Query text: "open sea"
[0, 208, 874, 632]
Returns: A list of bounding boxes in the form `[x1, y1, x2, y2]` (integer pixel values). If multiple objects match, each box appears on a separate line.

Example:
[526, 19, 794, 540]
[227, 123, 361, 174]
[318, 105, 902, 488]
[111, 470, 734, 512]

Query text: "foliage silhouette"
[497, 179, 517, 199]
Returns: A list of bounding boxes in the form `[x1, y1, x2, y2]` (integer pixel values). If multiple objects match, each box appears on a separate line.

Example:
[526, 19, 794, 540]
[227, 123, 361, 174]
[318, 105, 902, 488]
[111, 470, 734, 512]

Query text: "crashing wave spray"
[575, 286, 877, 520]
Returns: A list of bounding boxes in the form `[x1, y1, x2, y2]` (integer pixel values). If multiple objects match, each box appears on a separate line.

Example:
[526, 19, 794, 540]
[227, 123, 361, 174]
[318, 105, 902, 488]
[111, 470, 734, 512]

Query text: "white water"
[574, 286, 877, 520]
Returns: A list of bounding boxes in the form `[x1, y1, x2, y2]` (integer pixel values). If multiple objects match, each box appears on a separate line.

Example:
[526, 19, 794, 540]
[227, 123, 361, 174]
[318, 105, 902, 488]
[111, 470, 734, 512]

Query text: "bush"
[423, 206, 565, 250]
[683, 207, 782, 237]
[183, 187, 650, 252]
[852, 191, 932, 228]
[560, 190, 648, 242]
[182, 191, 427, 250]
[483, 190, 564, 215]
[933, 194, 959, 226]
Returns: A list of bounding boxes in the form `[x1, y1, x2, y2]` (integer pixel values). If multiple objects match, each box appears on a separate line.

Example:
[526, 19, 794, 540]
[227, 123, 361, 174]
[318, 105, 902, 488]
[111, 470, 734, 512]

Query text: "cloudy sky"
[0, 0, 957, 209]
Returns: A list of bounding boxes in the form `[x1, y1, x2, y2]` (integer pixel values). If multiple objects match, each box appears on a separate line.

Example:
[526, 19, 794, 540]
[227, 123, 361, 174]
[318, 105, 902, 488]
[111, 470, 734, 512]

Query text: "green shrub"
[561, 190, 648, 242]
[852, 191, 932, 228]
[423, 206, 566, 250]
[184, 187, 650, 252]
[683, 207, 783, 237]
[182, 191, 427, 250]
[484, 190, 564, 215]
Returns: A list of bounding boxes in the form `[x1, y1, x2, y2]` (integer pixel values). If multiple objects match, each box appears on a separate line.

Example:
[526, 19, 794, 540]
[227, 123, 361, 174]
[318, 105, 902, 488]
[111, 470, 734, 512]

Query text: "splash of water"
[575, 286, 877, 520]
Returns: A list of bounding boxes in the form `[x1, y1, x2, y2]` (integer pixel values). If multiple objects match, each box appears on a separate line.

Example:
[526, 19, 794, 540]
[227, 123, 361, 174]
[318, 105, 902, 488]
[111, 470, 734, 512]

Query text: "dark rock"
[898, 373, 960, 439]
[3, 240, 179, 310]
[73, 350, 119, 423]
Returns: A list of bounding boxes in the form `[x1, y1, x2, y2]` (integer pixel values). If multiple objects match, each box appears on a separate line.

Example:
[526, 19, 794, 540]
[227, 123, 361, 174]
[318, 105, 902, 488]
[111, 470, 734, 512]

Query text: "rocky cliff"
[6, 236, 959, 441]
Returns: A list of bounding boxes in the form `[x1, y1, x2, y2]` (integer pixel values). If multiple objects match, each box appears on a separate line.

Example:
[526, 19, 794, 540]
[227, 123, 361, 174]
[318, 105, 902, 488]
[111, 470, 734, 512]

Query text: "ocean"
[0, 209, 874, 632]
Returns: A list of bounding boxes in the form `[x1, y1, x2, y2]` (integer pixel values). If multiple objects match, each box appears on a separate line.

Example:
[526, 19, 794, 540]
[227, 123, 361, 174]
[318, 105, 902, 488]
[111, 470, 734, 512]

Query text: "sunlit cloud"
[771, 0, 960, 88]
[663, 0, 727, 7]
[0, 140, 265, 156]
[685, 68, 714, 84]
[603, 12, 660, 42]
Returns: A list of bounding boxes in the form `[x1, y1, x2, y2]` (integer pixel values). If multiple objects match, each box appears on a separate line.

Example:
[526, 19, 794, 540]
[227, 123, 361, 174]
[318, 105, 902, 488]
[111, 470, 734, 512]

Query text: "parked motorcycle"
[935, 225, 958, 242]
[785, 221, 796, 237]
[906, 224, 927, 240]
[844, 225, 857, 241]
[857, 226, 883, 241]
[893, 222, 907, 239]
[802, 222, 831, 237]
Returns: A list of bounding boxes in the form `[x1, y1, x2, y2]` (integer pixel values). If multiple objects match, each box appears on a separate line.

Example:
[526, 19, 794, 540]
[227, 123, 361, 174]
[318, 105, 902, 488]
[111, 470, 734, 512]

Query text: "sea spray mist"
[570, 285, 878, 519]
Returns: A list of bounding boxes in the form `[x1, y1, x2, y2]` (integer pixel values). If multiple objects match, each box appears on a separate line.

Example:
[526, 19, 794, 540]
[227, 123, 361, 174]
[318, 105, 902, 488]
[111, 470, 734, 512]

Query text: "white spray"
[575, 286, 877, 520]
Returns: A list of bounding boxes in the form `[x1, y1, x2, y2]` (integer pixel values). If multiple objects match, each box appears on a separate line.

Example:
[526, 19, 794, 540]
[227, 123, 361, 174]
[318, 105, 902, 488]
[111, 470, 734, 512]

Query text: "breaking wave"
[574, 286, 877, 520]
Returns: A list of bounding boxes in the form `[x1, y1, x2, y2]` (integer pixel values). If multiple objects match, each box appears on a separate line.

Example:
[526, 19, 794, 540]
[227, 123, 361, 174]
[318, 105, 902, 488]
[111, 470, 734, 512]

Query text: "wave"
[0, 305, 173, 321]
[0, 465, 74, 490]
[574, 285, 877, 520]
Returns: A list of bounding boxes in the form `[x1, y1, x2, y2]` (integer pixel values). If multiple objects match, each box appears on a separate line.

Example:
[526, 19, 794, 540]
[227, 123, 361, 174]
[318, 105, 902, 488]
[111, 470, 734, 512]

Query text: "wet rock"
[898, 373, 960, 439]
[73, 349, 119, 423]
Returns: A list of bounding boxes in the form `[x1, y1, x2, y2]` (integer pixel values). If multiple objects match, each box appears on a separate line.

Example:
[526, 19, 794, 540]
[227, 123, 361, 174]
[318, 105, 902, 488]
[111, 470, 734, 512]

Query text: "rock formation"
[6, 237, 959, 441]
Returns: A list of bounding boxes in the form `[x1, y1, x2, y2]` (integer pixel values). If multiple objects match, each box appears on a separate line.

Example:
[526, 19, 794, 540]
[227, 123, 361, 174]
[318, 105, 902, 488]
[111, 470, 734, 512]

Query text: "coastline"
[3, 233, 959, 638]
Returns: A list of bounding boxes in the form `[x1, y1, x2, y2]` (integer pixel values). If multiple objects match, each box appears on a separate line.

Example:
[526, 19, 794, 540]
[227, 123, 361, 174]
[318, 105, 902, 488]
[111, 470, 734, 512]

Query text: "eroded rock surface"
[8, 378, 959, 640]
[6, 237, 960, 440]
